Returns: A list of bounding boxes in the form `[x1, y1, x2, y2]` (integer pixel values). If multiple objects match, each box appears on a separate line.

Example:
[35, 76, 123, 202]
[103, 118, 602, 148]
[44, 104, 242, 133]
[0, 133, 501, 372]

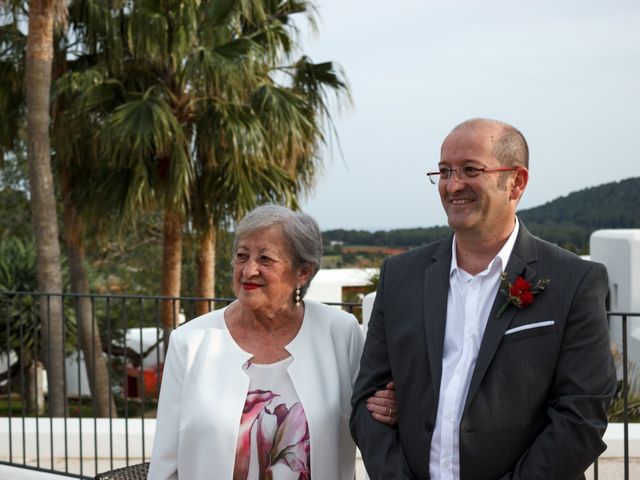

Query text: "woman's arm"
[148, 333, 184, 480]
[346, 311, 398, 425]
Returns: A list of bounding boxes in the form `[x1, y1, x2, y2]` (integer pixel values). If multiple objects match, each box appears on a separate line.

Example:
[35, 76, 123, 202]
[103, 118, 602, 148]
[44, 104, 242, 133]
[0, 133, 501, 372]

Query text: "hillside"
[519, 177, 640, 251]
[323, 177, 640, 257]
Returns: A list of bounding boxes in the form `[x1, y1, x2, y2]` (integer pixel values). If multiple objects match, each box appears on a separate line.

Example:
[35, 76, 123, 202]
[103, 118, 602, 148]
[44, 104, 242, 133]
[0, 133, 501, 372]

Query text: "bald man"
[351, 118, 616, 480]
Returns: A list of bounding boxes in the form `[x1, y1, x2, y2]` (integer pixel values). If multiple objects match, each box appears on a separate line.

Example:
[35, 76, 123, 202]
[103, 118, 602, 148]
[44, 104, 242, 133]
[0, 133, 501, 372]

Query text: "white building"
[305, 268, 378, 304]
[590, 229, 640, 391]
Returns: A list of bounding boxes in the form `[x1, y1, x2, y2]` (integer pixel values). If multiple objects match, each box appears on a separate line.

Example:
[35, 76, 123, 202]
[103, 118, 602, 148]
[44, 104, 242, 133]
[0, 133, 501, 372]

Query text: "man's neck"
[454, 224, 515, 275]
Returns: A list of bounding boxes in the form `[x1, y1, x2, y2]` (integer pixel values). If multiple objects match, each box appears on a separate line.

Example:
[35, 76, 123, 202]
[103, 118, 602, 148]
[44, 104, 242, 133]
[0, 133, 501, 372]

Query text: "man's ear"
[511, 167, 529, 201]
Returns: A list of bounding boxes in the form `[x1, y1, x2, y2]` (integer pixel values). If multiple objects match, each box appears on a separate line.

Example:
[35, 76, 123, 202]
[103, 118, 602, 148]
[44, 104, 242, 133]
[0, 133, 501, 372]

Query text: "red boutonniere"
[496, 273, 550, 319]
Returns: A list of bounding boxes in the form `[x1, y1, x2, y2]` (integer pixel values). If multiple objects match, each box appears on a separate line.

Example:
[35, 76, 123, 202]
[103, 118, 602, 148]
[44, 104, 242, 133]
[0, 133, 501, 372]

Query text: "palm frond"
[180, 41, 257, 96]
[67, 0, 125, 60]
[104, 88, 182, 163]
[292, 56, 350, 111]
[0, 21, 27, 60]
[80, 77, 128, 113]
[204, 0, 237, 26]
[96, 87, 193, 212]
[127, 2, 169, 65]
[0, 59, 24, 159]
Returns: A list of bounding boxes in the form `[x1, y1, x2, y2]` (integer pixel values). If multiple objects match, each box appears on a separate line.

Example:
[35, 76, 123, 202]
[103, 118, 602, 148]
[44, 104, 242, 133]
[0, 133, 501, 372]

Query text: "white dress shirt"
[429, 219, 520, 480]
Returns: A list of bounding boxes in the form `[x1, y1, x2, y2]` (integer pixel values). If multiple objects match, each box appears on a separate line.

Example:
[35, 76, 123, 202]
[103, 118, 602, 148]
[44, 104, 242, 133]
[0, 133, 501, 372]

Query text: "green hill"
[323, 177, 640, 255]
[519, 177, 640, 252]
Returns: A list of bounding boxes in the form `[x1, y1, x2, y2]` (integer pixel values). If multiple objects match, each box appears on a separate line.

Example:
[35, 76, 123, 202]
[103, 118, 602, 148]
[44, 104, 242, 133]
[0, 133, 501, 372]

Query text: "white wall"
[590, 230, 640, 312]
[0, 417, 635, 478]
[590, 230, 640, 370]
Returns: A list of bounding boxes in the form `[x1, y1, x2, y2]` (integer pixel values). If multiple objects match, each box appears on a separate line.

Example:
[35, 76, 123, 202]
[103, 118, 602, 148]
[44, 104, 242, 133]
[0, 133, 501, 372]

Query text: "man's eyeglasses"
[426, 166, 519, 185]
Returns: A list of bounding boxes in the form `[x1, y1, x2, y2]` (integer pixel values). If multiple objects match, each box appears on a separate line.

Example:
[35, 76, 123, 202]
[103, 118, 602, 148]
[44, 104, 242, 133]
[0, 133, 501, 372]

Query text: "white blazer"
[148, 299, 364, 480]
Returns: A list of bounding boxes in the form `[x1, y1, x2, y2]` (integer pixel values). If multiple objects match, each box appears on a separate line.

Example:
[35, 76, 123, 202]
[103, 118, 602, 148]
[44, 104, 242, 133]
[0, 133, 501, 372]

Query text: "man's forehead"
[444, 121, 502, 146]
[439, 124, 502, 165]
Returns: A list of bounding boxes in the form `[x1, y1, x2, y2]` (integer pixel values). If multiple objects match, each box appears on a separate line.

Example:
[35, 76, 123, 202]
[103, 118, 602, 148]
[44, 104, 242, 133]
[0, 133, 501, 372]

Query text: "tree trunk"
[25, 355, 45, 416]
[161, 210, 183, 353]
[195, 222, 216, 317]
[61, 171, 118, 418]
[26, 0, 65, 417]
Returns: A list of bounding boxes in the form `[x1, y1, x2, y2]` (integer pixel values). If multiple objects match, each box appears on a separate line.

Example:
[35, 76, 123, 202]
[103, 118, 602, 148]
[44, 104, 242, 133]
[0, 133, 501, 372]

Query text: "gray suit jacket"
[350, 222, 616, 480]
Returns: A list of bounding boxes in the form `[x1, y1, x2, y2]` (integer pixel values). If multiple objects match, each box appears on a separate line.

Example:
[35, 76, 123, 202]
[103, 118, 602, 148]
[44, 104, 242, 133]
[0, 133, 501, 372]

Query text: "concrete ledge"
[0, 418, 156, 459]
[0, 464, 71, 479]
[0, 418, 637, 469]
[602, 422, 640, 457]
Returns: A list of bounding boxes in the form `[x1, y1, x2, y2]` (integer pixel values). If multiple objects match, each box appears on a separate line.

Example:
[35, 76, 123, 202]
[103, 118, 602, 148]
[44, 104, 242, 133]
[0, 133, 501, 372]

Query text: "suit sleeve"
[148, 332, 184, 480]
[503, 262, 617, 479]
[350, 260, 416, 479]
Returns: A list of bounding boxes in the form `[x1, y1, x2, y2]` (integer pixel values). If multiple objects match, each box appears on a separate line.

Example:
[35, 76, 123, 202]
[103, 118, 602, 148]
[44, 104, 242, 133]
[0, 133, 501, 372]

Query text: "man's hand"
[367, 381, 398, 426]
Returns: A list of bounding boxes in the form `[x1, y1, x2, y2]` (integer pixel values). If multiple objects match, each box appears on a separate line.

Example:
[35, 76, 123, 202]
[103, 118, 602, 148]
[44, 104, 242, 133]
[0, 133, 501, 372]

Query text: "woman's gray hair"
[233, 204, 323, 298]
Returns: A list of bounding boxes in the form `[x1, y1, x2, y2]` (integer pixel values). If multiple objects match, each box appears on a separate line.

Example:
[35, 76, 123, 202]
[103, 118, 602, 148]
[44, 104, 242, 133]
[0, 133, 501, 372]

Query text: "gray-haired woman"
[149, 205, 396, 480]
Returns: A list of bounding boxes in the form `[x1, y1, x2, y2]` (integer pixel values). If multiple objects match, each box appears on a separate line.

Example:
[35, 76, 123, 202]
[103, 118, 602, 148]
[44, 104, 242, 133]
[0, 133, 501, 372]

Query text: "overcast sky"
[295, 0, 640, 231]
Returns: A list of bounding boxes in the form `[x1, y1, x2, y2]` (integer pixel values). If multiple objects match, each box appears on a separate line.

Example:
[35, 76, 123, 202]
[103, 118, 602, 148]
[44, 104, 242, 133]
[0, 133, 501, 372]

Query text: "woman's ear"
[297, 263, 313, 288]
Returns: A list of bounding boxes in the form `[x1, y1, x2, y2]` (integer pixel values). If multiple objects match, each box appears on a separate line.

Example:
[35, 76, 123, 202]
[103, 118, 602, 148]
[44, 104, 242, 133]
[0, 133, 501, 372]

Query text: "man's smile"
[449, 198, 474, 205]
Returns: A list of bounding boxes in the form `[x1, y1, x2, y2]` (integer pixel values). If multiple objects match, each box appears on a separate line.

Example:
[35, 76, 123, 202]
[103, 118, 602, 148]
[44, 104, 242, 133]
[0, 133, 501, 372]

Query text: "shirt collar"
[450, 217, 520, 277]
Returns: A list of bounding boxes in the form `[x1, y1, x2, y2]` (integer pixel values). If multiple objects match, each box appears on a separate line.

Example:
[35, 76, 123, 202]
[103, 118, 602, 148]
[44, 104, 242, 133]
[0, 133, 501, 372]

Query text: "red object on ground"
[125, 364, 164, 398]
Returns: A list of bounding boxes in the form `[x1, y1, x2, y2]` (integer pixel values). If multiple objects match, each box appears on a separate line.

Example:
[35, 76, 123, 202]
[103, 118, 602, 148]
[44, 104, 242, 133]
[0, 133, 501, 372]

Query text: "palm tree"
[1, 0, 119, 417]
[184, 1, 351, 316]
[5, 0, 68, 416]
[57, 0, 349, 339]
[60, 169, 118, 417]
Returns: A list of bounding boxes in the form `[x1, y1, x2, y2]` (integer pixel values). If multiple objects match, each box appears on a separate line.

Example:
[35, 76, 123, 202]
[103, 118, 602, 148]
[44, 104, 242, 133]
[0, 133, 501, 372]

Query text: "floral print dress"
[233, 356, 310, 480]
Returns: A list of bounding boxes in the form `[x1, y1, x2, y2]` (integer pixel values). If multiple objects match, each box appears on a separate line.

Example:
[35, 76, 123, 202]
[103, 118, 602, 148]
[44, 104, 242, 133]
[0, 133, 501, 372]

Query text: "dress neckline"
[221, 301, 309, 364]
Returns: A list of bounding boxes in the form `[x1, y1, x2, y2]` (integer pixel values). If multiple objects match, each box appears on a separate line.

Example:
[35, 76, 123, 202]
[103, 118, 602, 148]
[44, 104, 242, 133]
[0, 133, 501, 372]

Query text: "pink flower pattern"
[233, 389, 310, 480]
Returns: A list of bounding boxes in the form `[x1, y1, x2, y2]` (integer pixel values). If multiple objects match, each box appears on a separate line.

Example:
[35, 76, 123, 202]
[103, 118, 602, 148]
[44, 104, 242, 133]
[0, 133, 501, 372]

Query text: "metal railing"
[596, 311, 640, 480]
[0, 291, 362, 478]
[0, 291, 634, 479]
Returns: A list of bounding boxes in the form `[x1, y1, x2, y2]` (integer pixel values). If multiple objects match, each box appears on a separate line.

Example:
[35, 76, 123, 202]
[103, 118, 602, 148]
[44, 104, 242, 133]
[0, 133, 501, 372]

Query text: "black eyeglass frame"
[426, 166, 519, 184]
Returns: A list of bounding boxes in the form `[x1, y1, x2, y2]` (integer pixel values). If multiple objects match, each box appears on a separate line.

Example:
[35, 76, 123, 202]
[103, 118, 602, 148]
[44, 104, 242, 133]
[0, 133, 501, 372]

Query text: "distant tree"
[0, 238, 74, 415]
[0, 154, 32, 241]
[0, 237, 43, 413]
[322, 178, 640, 256]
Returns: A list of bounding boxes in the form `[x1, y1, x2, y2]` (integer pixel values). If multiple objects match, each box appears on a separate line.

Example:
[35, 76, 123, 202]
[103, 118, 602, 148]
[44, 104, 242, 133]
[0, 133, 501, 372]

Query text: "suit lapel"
[424, 236, 453, 402]
[463, 223, 539, 411]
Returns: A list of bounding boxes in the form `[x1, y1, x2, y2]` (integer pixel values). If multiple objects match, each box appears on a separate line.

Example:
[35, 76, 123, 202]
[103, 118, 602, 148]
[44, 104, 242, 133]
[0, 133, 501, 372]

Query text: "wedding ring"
[387, 407, 392, 416]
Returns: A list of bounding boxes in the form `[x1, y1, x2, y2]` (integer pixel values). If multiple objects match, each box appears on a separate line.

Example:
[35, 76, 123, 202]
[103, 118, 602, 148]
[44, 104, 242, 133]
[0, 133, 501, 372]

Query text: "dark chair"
[94, 462, 150, 479]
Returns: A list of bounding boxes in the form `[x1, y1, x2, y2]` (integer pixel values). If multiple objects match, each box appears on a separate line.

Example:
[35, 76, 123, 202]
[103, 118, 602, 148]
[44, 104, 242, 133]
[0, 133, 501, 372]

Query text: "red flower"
[497, 273, 549, 319]
[509, 277, 534, 307]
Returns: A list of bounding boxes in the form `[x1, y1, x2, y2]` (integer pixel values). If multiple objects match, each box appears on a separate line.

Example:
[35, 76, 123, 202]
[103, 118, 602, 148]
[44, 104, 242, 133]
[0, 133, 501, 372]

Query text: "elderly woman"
[149, 205, 396, 480]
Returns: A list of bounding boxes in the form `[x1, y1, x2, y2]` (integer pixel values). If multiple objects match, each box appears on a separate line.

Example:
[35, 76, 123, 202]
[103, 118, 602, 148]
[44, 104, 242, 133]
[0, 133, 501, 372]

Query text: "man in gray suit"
[350, 118, 617, 479]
